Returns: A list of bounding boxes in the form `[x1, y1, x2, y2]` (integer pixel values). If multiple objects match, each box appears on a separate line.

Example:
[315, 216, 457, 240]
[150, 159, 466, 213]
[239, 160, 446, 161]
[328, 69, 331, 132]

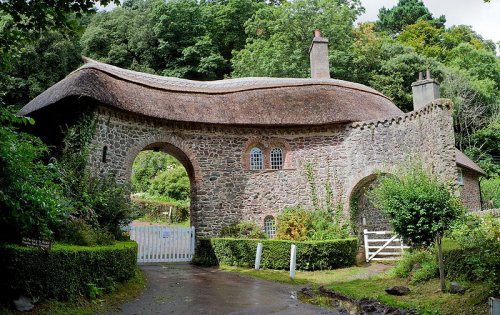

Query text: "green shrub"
[57, 218, 115, 246]
[481, 176, 500, 208]
[0, 241, 137, 300]
[276, 207, 311, 241]
[447, 215, 500, 294]
[308, 209, 351, 240]
[193, 238, 357, 271]
[132, 197, 189, 224]
[392, 249, 438, 283]
[131, 151, 179, 193]
[220, 221, 267, 239]
[0, 107, 70, 241]
[148, 166, 190, 201]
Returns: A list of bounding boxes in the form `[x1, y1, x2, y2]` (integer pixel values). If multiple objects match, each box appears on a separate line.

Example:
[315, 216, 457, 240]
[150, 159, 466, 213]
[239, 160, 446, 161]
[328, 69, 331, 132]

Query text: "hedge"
[443, 240, 500, 295]
[193, 238, 357, 271]
[0, 241, 138, 300]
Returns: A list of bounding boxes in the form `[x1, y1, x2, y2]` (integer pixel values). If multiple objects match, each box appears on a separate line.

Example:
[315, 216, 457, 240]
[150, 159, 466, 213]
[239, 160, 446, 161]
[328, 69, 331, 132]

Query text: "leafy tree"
[369, 43, 443, 112]
[370, 163, 464, 291]
[232, 0, 363, 79]
[375, 0, 445, 36]
[0, 106, 69, 241]
[443, 25, 497, 54]
[131, 151, 181, 193]
[397, 19, 444, 60]
[148, 166, 190, 201]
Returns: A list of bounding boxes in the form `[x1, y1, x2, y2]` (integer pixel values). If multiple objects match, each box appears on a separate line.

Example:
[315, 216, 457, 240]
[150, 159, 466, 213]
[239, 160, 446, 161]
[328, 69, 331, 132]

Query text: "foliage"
[392, 249, 438, 283]
[0, 106, 69, 241]
[448, 215, 500, 294]
[275, 207, 311, 241]
[481, 177, 500, 208]
[132, 151, 177, 192]
[148, 166, 190, 201]
[220, 221, 267, 239]
[57, 218, 115, 246]
[193, 237, 357, 271]
[58, 114, 137, 240]
[232, 0, 363, 79]
[375, 0, 445, 36]
[0, 241, 137, 300]
[369, 163, 464, 248]
[132, 197, 189, 224]
[308, 210, 351, 240]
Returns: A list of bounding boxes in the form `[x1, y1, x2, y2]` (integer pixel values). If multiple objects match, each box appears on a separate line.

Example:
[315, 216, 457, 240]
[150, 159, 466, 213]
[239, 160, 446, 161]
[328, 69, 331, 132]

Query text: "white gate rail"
[363, 229, 410, 262]
[130, 226, 195, 264]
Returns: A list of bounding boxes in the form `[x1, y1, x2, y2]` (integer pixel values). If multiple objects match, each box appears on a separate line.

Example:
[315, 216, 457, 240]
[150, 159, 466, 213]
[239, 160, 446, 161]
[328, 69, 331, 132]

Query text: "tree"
[375, 0, 445, 36]
[397, 19, 444, 60]
[370, 163, 464, 292]
[232, 0, 363, 79]
[369, 43, 443, 112]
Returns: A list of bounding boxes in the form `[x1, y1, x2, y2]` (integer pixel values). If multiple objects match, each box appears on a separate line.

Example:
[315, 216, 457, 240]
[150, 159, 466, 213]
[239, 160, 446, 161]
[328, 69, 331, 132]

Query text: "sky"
[357, 0, 500, 46]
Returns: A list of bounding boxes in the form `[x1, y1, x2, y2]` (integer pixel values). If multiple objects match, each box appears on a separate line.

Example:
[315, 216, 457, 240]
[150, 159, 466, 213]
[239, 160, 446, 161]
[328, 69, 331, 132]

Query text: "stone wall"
[89, 99, 456, 237]
[459, 168, 482, 211]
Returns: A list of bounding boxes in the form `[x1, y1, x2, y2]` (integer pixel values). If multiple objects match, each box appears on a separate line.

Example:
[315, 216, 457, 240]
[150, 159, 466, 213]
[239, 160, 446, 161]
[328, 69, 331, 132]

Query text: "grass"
[221, 264, 490, 315]
[0, 268, 146, 315]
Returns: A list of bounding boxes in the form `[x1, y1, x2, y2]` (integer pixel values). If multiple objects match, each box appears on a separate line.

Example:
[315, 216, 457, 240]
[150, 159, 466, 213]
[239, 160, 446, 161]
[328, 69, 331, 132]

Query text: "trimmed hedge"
[0, 241, 137, 300]
[443, 241, 500, 295]
[193, 238, 357, 271]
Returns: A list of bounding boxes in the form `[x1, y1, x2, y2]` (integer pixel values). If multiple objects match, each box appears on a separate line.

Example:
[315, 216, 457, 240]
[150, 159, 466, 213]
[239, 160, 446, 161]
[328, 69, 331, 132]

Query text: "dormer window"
[250, 147, 263, 170]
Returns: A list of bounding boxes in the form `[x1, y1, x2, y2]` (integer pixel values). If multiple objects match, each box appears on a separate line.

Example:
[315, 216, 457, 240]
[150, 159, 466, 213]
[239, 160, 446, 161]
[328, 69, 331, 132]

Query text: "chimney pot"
[309, 30, 330, 79]
[411, 71, 440, 111]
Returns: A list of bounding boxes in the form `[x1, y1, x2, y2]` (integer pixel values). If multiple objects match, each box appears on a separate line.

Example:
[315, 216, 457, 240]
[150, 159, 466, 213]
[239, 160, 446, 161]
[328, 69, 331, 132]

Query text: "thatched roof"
[456, 149, 485, 175]
[19, 58, 403, 126]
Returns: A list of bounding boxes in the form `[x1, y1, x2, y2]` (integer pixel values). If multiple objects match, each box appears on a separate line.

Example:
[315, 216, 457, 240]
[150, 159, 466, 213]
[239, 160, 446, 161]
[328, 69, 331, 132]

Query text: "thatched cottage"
[19, 32, 484, 237]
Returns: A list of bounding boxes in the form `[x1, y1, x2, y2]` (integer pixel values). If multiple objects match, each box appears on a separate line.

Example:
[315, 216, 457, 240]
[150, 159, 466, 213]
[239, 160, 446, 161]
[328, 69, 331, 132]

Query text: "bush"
[0, 107, 70, 241]
[131, 151, 178, 193]
[193, 237, 357, 271]
[220, 221, 267, 239]
[447, 215, 500, 294]
[132, 197, 189, 224]
[57, 218, 115, 246]
[308, 209, 351, 240]
[148, 166, 190, 201]
[481, 176, 500, 209]
[392, 249, 438, 283]
[276, 207, 311, 241]
[0, 241, 137, 300]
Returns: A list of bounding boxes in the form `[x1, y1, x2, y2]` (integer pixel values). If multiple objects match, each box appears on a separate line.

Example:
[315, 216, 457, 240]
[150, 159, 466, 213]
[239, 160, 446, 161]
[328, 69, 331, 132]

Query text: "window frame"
[264, 216, 276, 239]
[250, 147, 264, 170]
[270, 147, 283, 170]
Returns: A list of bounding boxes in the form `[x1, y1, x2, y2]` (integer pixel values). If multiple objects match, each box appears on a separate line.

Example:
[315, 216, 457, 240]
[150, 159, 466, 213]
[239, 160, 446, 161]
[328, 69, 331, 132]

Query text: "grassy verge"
[221, 264, 490, 315]
[0, 268, 146, 315]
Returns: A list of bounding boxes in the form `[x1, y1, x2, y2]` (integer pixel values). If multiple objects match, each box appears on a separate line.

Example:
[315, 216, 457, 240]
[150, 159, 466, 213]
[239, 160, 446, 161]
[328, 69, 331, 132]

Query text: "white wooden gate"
[130, 226, 195, 264]
[363, 229, 410, 262]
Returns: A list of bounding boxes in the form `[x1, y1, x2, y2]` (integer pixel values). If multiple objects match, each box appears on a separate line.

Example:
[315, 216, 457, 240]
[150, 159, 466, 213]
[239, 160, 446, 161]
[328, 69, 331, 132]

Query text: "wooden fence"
[363, 229, 410, 262]
[130, 226, 195, 264]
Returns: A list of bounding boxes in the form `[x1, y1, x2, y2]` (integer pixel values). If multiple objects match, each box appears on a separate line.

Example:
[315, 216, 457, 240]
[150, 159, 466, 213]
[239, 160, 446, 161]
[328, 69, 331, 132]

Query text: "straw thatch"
[19, 58, 403, 126]
[456, 149, 486, 175]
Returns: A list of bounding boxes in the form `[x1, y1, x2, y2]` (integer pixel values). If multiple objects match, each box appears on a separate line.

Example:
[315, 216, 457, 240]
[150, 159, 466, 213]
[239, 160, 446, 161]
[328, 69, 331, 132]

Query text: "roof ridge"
[78, 57, 392, 99]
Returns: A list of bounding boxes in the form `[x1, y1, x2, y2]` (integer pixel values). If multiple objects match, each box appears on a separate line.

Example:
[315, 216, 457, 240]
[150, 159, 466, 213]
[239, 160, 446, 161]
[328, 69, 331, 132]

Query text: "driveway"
[106, 263, 338, 315]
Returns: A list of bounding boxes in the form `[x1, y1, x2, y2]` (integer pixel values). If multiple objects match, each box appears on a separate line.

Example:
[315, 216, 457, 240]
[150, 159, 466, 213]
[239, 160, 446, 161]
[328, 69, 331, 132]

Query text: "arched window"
[270, 147, 283, 170]
[250, 147, 263, 170]
[264, 216, 276, 239]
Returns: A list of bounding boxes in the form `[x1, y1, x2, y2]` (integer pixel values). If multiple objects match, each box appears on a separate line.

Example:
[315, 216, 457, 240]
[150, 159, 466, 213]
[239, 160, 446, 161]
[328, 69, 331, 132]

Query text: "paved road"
[106, 263, 338, 315]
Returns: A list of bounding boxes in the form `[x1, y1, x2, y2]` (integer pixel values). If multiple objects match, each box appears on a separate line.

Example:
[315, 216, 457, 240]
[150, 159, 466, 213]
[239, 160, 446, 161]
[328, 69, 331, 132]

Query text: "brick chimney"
[411, 69, 440, 110]
[309, 29, 330, 79]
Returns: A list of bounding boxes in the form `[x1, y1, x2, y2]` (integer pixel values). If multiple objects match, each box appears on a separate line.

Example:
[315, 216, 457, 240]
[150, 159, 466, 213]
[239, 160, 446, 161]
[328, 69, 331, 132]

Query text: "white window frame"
[264, 216, 276, 239]
[457, 167, 464, 186]
[270, 147, 283, 170]
[250, 147, 263, 170]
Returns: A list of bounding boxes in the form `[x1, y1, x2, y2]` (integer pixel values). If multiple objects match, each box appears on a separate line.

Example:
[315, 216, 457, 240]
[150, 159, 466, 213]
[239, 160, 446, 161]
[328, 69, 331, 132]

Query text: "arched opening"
[129, 142, 195, 227]
[349, 174, 392, 238]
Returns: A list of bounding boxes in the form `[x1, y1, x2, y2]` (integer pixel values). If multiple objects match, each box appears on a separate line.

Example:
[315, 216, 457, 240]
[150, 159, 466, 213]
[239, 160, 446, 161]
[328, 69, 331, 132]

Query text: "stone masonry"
[89, 99, 456, 237]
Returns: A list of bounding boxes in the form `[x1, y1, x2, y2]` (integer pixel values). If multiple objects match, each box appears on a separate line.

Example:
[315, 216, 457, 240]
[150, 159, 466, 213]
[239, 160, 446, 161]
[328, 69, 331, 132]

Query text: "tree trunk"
[437, 236, 446, 292]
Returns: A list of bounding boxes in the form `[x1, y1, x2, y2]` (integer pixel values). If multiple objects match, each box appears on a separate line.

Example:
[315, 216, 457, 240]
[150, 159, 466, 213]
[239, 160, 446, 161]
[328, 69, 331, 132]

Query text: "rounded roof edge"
[19, 58, 403, 126]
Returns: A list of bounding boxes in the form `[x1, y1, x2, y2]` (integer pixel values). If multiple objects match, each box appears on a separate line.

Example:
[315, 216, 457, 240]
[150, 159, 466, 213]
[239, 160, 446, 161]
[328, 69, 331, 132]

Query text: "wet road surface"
[107, 263, 338, 315]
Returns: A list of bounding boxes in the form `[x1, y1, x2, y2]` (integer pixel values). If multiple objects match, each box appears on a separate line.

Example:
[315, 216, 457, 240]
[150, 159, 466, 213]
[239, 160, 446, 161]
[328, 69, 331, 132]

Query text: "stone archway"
[124, 136, 202, 229]
[349, 174, 392, 236]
